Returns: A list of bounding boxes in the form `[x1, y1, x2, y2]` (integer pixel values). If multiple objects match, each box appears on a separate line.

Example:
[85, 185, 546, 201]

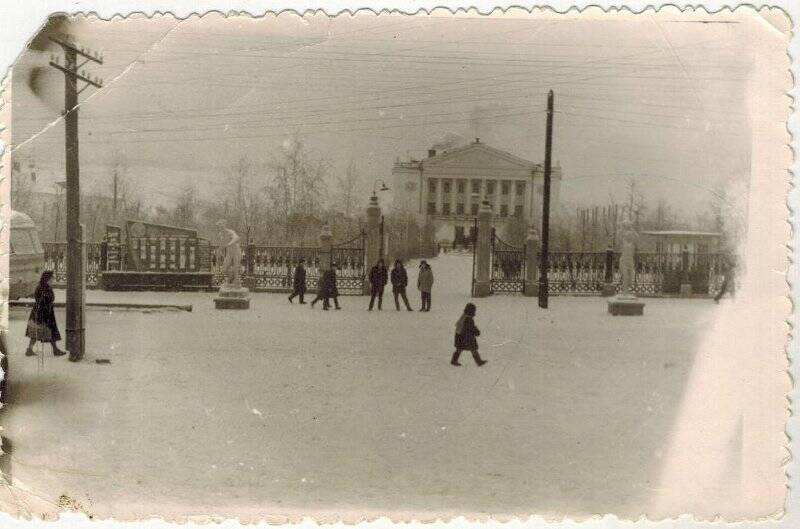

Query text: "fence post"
[473, 200, 493, 297]
[524, 226, 539, 296]
[680, 245, 692, 297]
[319, 223, 333, 272]
[602, 247, 616, 296]
[365, 195, 382, 294]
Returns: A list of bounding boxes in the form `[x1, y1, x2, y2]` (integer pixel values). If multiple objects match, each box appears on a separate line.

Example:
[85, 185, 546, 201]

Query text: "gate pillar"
[524, 226, 539, 297]
[365, 195, 382, 294]
[473, 200, 493, 297]
[319, 223, 333, 271]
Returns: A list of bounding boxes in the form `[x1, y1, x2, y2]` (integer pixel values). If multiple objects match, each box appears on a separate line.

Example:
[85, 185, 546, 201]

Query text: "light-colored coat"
[417, 267, 434, 293]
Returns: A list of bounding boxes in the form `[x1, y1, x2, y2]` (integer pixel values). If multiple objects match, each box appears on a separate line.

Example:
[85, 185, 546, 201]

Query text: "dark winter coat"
[390, 266, 408, 292]
[293, 264, 307, 292]
[369, 264, 388, 289]
[329, 269, 339, 298]
[454, 314, 480, 351]
[316, 270, 333, 297]
[26, 283, 61, 343]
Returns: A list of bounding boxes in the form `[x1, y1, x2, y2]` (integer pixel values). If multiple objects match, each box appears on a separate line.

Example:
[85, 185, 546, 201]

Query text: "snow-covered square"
[2, 254, 724, 518]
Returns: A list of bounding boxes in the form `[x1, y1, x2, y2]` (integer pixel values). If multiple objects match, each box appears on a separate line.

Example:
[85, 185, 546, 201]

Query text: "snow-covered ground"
[1, 254, 723, 520]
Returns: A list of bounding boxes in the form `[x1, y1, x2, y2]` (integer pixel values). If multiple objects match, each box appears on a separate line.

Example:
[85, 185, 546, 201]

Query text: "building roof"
[640, 230, 722, 237]
[394, 140, 559, 174]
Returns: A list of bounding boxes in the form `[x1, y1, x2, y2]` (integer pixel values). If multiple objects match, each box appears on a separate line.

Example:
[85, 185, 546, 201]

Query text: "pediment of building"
[422, 143, 538, 176]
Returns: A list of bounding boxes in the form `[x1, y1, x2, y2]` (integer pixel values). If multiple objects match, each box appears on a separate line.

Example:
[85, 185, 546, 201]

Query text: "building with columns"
[391, 139, 561, 245]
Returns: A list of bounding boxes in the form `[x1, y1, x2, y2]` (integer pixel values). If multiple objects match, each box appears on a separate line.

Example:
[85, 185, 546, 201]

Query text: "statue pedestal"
[607, 294, 644, 316]
[214, 285, 251, 310]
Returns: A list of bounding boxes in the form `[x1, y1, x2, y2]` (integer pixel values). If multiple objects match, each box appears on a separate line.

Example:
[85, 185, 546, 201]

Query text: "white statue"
[619, 214, 637, 297]
[217, 220, 242, 288]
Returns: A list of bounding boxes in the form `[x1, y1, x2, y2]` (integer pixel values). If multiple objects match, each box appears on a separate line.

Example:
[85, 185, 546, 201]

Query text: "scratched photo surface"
[0, 7, 791, 522]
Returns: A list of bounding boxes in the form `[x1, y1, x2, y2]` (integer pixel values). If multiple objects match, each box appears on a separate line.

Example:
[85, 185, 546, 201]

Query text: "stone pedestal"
[601, 282, 616, 297]
[680, 283, 693, 297]
[214, 285, 251, 309]
[607, 294, 644, 316]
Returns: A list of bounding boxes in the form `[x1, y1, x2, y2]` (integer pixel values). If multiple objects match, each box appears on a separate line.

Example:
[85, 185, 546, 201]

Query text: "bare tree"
[267, 137, 329, 243]
[172, 185, 198, 228]
[336, 160, 361, 219]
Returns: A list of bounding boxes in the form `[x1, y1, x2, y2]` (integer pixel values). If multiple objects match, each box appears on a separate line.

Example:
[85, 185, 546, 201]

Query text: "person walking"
[25, 270, 67, 357]
[368, 258, 388, 311]
[417, 260, 434, 311]
[288, 258, 307, 304]
[390, 260, 413, 311]
[451, 302, 487, 367]
[310, 268, 332, 310]
[329, 262, 342, 310]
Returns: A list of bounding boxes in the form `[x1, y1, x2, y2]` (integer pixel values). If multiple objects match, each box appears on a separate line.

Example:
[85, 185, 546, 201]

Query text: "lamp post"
[371, 179, 389, 258]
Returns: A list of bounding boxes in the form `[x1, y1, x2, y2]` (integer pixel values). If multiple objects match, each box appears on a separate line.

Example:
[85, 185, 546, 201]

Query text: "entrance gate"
[471, 221, 527, 295]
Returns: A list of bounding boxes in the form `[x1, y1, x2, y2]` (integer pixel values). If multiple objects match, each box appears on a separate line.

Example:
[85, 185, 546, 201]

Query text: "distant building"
[639, 231, 722, 254]
[391, 139, 562, 245]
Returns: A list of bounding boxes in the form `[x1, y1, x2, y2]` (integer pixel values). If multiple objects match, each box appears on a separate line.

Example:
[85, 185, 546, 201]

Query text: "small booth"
[100, 220, 214, 291]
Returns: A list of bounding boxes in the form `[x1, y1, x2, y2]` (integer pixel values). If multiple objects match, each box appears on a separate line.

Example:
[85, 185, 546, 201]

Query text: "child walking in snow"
[451, 303, 487, 367]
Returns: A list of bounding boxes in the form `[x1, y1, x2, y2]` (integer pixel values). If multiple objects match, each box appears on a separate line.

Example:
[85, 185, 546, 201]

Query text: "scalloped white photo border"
[0, 2, 796, 528]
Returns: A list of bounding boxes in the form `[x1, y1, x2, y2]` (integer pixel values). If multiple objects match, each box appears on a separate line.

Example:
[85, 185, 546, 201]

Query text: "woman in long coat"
[25, 271, 67, 357]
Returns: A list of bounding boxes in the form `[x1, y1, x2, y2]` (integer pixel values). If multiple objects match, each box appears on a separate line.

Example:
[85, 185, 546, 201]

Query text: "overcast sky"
[11, 10, 757, 216]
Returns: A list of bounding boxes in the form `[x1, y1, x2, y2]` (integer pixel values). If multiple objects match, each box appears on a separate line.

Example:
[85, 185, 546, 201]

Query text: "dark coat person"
[329, 263, 341, 310]
[451, 303, 486, 367]
[368, 259, 388, 311]
[288, 260, 307, 304]
[25, 271, 66, 357]
[311, 269, 333, 310]
[390, 260, 412, 311]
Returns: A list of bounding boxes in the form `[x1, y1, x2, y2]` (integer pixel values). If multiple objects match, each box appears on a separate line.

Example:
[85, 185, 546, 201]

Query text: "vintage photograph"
[0, 7, 791, 522]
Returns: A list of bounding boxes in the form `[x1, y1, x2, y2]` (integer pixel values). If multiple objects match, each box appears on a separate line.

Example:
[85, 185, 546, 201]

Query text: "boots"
[450, 351, 462, 366]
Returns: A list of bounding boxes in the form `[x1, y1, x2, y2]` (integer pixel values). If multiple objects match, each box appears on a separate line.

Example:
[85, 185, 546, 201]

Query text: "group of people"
[288, 258, 435, 312]
[367, 259, 434, 312]
[287, 258, 342, 310]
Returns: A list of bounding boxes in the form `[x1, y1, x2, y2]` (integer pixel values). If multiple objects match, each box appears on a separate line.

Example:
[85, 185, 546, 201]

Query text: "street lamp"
[370, 179, 389, 258]
[372, 178, 390, 198]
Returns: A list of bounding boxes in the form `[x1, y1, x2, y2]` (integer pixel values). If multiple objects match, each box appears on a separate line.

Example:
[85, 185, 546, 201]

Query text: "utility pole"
[49, 35, 103, 362]
[538, 90, 554, 309]
[113, 167, 118, 215]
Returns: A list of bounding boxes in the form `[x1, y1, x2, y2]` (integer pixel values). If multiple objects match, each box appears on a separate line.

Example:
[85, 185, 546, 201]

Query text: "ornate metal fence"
[42, 230, 367, 294]
[209, 230, 366, 295]
[543, 250, 728, 297]
[43, 242, 106, 288]
[489, 229, 526, 294]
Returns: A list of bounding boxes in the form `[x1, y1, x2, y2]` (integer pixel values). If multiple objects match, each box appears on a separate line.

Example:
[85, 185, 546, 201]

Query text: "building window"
[516, 181, 525, 196]
[471, 203, 479, 215]
[429, 179, 437, 193]
[486, 181, 495, 194]
[501, 181, 510, 195]
[456, 203, 464, 214]
[514, 205, 524, 217]
[471, 180, 481, 194]
[442, 203, 451, 215]
[500, 204, 509, 217]
[457, 180, 466, 194]
[443, 181, 451, 194]
[427, 202, 436, 214]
